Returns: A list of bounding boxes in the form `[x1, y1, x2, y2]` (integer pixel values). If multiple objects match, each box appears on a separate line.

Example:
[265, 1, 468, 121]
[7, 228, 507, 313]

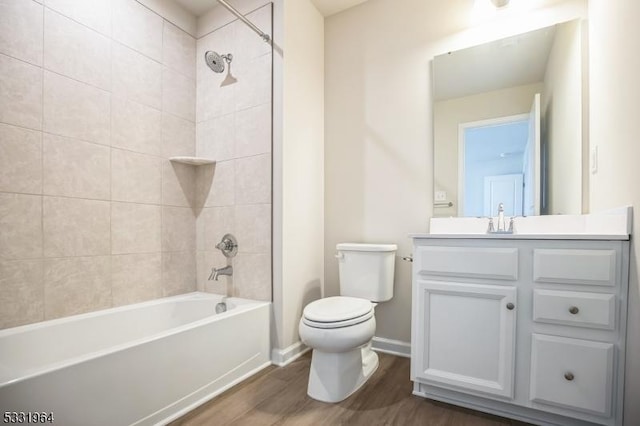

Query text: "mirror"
[433, 19, 587, 217]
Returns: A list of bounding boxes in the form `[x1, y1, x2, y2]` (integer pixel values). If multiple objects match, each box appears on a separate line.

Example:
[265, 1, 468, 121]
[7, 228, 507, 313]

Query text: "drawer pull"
[569, 306, 580, 315]
[506, 302, 515, 310]
[564, 372, 575, 381]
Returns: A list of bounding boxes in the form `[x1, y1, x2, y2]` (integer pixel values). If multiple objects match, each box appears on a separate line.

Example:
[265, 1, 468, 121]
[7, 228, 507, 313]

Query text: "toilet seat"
[302, 297, 373, 329]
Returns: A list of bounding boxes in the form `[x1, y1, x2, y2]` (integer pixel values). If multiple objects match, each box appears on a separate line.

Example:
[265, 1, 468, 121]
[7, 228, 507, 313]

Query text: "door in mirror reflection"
[459, 94, 539, 217]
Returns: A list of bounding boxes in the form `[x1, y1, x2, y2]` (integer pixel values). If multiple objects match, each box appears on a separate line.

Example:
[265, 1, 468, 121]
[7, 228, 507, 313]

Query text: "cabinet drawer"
[533, 249, 616, 286]
[530, 334, 614, 416]
[415, 246, 518, 281]
[533, 289, 616, 330]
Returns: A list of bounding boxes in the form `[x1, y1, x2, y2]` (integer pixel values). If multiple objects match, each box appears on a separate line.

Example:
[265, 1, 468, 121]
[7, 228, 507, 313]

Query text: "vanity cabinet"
[411, 237, 630, 426]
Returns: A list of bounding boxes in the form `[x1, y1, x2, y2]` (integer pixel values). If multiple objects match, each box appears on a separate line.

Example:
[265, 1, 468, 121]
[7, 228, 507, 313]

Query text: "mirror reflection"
[433, 19, 587, 217]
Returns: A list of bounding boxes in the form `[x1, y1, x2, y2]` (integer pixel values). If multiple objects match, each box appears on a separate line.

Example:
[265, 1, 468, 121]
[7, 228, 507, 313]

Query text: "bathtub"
[0, 292, 271, 426]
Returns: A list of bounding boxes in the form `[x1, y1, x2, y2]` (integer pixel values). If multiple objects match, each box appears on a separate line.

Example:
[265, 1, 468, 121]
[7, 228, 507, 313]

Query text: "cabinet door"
[414, 280, 517, 398]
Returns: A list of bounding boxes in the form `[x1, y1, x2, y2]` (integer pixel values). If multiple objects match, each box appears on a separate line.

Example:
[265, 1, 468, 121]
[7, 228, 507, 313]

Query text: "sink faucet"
[497, 203, 506, 232]
[209, 265, 233, 281]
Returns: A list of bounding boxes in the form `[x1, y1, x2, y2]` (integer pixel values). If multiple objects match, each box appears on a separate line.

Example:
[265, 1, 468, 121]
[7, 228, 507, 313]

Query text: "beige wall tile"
[235, 203, 271, 254]
[196, 74, 235, 123]
[162, 206, 195, 252]
[162, 21, 195, 80]
[112, 43, 162, 110]
[196, 250, 230, 294]
[112, 0, 163, 62]
[0, 123, 42, 194]
[196, 113, 234, 161]
[45, 0, 111, 36]
[43, 197, 110, 257]
[111, 97, 162, 156]
[43, 71, 110, 145]
[162, 251, 195, 296]
[111, 148, 162, 204]
[112, 253, 161, 306]
[233, 253, 271, 301]
[162, 67, 195, 122]
[0, 193, 42, 259]
[162, 161, 195, 207]
[44, 255, 111, 319]
[111, 202, 161, 254]
[235, 53, 271, 112]
[161, 112, 195, 158]
[235, 103, 271, 158]
[235, 154, 271, 205]
[198, 160, 234, 207]
[43, 133, 110, 200]
[197, 206, 234, 252]
[0, 259, 44, 329]
[0, 54, 43, 130]
[235, 6, 272, 61]
[44, 9, 111, 90]
[0, 0, 43, 65]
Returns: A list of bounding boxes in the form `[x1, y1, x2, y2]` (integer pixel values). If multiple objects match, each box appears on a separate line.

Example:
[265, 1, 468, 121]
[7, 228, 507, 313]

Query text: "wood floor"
[170, 353, 530, 426]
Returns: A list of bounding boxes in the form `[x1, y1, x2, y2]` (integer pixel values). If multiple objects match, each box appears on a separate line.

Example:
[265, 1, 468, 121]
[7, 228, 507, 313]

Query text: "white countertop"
[410, 233, 630, 241]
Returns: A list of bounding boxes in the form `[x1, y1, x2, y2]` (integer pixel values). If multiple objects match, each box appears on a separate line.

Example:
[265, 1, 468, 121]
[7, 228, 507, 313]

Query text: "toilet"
[299, 243, 397, 403]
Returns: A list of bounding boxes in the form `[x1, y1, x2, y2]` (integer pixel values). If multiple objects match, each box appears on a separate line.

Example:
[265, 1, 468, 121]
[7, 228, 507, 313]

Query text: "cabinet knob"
[569, 306, 579, 315]
[506, 302, 515, 310]
[564, 372, 575, 381]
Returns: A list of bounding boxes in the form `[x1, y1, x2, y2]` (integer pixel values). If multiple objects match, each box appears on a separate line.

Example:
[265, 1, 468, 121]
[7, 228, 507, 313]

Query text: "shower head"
[204, 51, 232, 73]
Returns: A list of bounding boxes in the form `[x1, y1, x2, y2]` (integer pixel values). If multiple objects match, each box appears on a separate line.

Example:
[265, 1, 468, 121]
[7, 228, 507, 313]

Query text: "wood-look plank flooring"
[170, 353, 530, 426]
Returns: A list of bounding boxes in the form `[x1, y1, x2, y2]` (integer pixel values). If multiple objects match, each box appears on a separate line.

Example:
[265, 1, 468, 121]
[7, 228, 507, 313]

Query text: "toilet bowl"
[299, 296, 379, 403]
[299, 243, 396, 403]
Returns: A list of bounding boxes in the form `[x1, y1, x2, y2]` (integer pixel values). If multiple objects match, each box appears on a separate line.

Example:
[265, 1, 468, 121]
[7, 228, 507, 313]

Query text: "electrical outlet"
[435, 191, 447, 202]
[591, 146, 598, 174]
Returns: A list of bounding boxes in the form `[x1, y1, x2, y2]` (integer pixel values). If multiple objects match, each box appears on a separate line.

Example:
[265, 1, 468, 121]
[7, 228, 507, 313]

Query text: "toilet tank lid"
[336, 243, 397, 252]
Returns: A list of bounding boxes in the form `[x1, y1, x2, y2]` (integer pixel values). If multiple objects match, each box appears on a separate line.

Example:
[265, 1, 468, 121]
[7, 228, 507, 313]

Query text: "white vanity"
[410, 212, 631, 426]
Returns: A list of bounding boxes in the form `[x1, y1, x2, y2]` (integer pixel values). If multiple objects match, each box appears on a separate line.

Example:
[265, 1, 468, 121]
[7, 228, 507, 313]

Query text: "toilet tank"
[336, 243, 397, 302]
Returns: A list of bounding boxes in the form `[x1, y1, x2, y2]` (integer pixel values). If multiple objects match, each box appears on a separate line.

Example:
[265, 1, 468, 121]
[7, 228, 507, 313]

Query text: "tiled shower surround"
[0, 0, 272, 329]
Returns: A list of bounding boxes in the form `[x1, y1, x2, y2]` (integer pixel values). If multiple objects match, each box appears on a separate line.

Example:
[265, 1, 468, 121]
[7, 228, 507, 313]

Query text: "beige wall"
[272, 0, 325, 351]
[589, 0, 640, 424]
[433, 83, 543, 217]
[194, 4, 273, 302]
[543, 19, 583, 215]
[0, 0, 197, 329]
[324, 0, 587, 344]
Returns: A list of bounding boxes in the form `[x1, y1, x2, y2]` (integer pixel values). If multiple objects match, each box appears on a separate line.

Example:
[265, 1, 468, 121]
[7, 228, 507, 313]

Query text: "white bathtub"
[0, 292, 271, 426]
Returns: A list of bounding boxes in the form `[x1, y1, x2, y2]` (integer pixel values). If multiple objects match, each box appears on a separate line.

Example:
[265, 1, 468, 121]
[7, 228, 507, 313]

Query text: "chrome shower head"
[204, 51, 232, 73]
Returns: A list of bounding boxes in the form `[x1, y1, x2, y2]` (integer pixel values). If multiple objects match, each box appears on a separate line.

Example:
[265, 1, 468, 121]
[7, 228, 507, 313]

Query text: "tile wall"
[195, 4, 273, 301]
[0, 0, 197, 329]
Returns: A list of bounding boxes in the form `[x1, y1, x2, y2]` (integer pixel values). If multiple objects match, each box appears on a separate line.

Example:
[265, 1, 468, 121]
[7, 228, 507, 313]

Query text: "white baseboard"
[371, 336, 411, 358]
[271, 341, 310, 367]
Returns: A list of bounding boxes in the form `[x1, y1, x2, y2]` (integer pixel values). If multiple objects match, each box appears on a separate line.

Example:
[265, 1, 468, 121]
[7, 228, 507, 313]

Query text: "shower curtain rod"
[217, 0, 271, 43]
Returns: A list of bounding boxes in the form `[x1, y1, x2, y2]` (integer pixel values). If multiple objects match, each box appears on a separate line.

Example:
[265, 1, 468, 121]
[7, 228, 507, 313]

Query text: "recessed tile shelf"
[169, 157, 216, 166]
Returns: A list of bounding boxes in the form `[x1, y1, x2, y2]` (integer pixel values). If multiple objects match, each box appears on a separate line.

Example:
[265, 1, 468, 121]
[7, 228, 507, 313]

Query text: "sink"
[427, 206, 631, 237]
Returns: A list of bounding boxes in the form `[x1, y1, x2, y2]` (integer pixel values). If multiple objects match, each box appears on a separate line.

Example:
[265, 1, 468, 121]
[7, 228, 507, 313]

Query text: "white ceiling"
[310, 0, 370, 17]
[173, 0, 217, 17]
[172, 0, 371, 18]
[433, 25, 557, 101]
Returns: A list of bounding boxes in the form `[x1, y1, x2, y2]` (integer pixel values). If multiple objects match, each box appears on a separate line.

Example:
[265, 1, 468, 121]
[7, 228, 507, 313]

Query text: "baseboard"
[271, 341, 310, 367]
[371, 336, 411, 358]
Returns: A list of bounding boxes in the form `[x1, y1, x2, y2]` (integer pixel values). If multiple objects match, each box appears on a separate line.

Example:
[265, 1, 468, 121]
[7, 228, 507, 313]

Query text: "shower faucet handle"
[215, 234, 238, 258]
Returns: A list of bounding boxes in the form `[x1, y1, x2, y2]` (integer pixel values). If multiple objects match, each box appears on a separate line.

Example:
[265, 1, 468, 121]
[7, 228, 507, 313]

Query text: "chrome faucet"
[497, 203, 506, 232]
[486, 203, 514, 234]
[209, 265, 233, 281]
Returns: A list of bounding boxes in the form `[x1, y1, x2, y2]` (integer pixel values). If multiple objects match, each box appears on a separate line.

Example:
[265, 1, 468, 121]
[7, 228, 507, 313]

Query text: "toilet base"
[307, 342, 379, 403]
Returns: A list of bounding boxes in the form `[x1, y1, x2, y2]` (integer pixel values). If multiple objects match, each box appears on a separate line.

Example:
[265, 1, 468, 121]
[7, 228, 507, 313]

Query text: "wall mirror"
[432, 19, 588, 218]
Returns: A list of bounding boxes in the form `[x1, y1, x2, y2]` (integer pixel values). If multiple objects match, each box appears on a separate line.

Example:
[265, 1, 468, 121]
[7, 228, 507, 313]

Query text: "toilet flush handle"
[334, 252, 344, 260]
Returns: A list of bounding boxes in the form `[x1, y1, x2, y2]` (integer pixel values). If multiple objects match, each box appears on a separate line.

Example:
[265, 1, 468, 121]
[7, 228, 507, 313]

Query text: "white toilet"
[299, 243, 397, 403]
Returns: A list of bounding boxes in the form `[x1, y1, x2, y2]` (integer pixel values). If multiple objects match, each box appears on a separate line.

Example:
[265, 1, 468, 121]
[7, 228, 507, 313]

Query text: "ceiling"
[172, 0, 371, 18]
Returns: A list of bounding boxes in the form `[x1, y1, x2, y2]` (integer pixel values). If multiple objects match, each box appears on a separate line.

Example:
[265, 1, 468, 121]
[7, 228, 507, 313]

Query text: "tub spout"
[208, 265, 233, 281]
